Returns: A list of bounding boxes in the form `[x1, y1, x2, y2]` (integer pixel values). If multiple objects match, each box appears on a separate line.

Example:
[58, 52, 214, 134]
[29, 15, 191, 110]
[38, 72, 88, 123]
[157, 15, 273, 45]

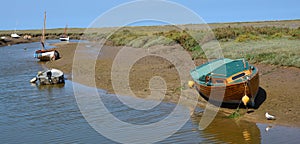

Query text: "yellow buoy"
[188, 81, 195, 88]
[242, 95, 250, 106]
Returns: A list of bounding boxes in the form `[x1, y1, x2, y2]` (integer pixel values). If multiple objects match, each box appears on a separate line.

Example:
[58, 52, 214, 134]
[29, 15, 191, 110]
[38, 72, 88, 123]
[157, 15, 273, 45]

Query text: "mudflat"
[46, 42, 300, 127]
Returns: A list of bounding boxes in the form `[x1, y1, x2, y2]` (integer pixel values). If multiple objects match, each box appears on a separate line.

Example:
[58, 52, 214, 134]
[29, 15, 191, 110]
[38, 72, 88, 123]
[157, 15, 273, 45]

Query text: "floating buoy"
[30, 77, 37, 83]
[188, 81, 195, 88]
[242, 95, 250, 106]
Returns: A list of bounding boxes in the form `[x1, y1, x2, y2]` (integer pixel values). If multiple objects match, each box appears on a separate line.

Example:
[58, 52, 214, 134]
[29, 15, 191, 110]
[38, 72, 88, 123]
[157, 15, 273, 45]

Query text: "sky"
[1, 0, 299, 30]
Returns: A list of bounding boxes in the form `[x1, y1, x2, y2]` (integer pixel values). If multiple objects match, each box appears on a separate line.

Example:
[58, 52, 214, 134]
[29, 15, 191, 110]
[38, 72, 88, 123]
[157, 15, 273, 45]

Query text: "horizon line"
[1, 19, 299, 31]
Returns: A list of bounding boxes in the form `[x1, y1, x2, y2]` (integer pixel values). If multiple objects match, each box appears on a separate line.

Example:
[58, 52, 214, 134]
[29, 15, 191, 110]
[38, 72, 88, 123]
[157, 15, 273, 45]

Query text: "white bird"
[265, 112, 276, 120]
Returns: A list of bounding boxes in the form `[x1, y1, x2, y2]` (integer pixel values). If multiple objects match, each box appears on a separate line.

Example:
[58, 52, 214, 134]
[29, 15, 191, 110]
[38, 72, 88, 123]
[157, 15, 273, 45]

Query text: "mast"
[14, 20, 18, 33]
[64, 24, 68, 36]
[41, 11, 46, 50]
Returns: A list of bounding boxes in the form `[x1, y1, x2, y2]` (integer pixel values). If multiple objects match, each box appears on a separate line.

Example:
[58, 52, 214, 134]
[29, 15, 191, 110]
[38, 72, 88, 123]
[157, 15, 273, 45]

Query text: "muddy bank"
[0, 37, 41, 47]
[46, 42, 300, 127]
[0, 34, 82, 47]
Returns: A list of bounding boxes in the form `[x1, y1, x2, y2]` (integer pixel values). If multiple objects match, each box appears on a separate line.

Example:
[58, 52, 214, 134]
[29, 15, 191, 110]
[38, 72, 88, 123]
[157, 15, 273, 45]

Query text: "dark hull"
[59, 38, 69, 41]
[194, 70, 259, 103]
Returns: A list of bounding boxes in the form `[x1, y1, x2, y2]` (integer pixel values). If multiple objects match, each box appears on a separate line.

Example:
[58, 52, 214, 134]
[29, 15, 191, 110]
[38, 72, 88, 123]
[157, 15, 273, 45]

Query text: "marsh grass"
[94, 26, 300, 68]
[102, 23, 300, 68]
[220, 38, 300, 67]
[227, 108, 241, 119]
[1, 20, 299, 67]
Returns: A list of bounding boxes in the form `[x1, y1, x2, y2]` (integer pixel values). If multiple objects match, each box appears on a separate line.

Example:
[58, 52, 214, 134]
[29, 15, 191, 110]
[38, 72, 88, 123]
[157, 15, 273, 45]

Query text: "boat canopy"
[190, 58, 250, 84]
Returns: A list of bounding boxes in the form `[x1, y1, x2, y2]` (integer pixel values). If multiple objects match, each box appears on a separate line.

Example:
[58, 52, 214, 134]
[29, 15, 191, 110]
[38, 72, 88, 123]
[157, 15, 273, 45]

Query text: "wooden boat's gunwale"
[196, 67, 259, 88]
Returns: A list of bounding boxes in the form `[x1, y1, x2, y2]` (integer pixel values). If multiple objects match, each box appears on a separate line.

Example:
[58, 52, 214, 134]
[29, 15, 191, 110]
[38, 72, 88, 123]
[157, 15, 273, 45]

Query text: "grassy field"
[99, 20, 300, 67]
[220, 38, 300, 67]
[1, 20, 299, 67]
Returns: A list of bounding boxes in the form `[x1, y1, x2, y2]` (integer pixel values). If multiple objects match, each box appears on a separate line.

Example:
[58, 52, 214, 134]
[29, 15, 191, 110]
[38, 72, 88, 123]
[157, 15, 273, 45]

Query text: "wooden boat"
[34, 11, 60, 61]
[30, 68, 65, 85]
[189, 58, 259, 105]
[59, 24, 69, 41]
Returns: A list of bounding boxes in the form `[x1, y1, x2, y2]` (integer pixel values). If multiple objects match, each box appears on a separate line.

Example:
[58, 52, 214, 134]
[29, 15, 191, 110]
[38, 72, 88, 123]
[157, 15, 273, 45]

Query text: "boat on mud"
[11, 33, 20, 39]
[34, 49, 60, 61]
[59, 24, 70, 41]
[30, 68, 65, 85]
[189, 58, 259, 105]
[59, 35, 69, 41]
[34, 11, 60, 61]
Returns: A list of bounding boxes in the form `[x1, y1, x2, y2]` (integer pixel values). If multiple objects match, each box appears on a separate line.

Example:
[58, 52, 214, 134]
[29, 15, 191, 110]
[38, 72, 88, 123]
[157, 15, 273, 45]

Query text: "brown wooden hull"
[194, 70, 259, 103]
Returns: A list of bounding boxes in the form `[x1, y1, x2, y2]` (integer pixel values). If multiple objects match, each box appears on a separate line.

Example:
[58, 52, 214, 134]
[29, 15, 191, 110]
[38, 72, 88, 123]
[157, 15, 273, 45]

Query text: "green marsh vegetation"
[104, 20, 300, 68]
[1, 20, 299, 67]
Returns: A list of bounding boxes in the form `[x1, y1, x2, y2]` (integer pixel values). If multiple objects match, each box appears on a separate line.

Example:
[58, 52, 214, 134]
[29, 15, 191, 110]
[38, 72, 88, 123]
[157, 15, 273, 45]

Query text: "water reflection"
[35, 83, 65, 90]
[191, 114, 261, 143]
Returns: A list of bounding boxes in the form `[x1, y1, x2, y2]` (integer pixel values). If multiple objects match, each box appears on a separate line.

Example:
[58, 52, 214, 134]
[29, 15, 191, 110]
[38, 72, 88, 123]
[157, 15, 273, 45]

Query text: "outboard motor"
[47, 71, 52, 84]
[54, 50, 60, 60]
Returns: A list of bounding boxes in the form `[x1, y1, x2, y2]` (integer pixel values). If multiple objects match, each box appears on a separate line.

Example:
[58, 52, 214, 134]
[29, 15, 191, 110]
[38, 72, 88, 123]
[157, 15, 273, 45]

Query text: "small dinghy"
[30, 68, 65, 85]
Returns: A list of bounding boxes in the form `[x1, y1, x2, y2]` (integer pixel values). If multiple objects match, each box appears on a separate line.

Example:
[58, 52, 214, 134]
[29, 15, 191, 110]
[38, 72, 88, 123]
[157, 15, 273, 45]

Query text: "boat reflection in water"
[191, 114, 261, 143]
[35, 83, 65, 90]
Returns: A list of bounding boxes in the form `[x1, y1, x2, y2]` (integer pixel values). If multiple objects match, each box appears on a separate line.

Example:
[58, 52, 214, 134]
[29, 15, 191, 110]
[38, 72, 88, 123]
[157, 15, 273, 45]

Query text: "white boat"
[0, 36, 6, 39]
[0, 36, 11, 43]
[11, 33, 20, 38]
[34, 49, 60, 61]
[30, 68, 65, 85]
[34, 11, 60, 61]
[59, 36, 69, 41]
[59, 24, 69, 41]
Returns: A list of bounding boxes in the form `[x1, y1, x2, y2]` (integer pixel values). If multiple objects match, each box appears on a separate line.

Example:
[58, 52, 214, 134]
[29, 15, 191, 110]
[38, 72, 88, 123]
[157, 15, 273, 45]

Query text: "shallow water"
[0, 41, 299, 143]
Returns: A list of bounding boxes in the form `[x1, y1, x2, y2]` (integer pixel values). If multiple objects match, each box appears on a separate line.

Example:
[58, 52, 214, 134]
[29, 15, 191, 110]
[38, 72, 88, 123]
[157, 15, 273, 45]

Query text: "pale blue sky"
[1, 0, 299, 30]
